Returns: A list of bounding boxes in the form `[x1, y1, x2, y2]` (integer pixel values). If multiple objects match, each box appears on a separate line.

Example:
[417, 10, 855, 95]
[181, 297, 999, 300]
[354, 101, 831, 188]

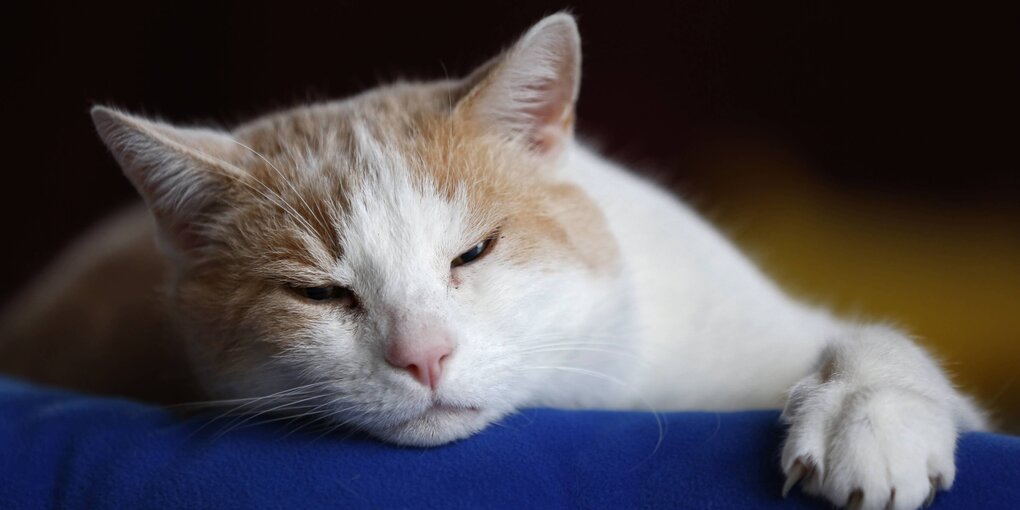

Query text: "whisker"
[216, 403, 339, 435]
[309, 413, 365, 443]
[186, 149, 322, 240]
[518, 364, 666, 465]
[227, 138, 330, 234]
[183, 380, 336, 437]
[518, 346, 640, 358]
[212, 392, 328, 439]
[280, 398, 368, 438]
[172, 380, 334, 410]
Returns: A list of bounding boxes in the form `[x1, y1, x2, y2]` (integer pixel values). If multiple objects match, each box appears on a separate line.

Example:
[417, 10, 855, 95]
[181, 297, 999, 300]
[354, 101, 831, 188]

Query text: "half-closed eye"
[451, 235, 496, 268]
[295, 285, 359, 308]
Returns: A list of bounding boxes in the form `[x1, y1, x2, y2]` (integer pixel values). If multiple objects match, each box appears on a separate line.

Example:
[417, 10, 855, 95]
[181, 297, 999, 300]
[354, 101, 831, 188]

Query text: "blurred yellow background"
[680, 136, 1020, 433]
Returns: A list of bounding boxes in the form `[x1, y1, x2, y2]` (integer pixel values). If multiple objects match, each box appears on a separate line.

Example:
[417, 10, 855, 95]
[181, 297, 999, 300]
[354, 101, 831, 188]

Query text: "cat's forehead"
[221, 85, 521, 270]
[233, 82, 461, 164]
[232, 82, 541, 220]
[216, 83, 612, 279]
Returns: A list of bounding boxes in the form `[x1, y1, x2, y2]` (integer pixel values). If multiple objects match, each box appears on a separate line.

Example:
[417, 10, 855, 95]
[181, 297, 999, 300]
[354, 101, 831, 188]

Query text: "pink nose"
[385, 335, 453, 390]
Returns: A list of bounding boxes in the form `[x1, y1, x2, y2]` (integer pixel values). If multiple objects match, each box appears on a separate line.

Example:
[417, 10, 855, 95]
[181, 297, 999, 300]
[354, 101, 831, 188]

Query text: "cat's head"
[91, 14, 628, 446]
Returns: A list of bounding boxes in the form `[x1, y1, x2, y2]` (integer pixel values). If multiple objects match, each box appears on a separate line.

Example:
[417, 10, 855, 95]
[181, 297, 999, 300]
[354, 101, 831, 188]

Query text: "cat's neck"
[560, 143, 838, 409]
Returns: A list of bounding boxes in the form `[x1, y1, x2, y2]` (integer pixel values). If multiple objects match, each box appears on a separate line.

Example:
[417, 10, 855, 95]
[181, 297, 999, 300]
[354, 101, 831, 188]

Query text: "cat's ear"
[90, 106, 244, 255]
[457, 13, 581, 157]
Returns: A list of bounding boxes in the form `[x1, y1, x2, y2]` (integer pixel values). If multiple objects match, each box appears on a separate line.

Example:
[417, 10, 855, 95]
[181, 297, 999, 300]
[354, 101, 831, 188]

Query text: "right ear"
[455, 13, 582, 158]
[90, 106, 245, 255]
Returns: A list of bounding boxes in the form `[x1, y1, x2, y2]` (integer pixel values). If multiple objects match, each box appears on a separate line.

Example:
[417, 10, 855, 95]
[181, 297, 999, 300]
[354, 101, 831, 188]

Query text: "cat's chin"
[372, 404, 503, 447]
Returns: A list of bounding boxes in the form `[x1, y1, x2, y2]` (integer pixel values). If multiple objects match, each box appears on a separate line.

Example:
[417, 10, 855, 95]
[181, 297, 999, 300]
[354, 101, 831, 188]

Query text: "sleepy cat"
[0, 13, 986, 510]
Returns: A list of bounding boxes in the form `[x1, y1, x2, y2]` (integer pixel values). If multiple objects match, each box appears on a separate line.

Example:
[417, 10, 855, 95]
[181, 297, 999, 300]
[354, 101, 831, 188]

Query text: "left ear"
[456, 13, 581, 157]
[90, 106, 246, 257]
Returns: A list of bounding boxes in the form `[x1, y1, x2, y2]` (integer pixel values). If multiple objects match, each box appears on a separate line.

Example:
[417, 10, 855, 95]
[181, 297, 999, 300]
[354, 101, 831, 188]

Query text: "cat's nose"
[384, 333, 454, 390]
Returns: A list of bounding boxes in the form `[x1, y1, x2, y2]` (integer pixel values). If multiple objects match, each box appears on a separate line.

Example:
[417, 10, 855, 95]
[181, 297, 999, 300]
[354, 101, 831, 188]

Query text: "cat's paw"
[780, 375, 957, 510]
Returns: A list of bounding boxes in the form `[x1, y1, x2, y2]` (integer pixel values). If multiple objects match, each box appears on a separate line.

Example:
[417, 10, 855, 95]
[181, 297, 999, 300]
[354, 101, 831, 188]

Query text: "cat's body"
[0, 14, 984, 510]
[0, 138, 828, 409]
[0, 205, 192, 402]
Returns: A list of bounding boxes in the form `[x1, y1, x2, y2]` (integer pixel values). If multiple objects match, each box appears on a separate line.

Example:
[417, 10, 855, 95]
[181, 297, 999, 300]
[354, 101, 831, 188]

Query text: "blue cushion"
[1, 376, 1017, 509]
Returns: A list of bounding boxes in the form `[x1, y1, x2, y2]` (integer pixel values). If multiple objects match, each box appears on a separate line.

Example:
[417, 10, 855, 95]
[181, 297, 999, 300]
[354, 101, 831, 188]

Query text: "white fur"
[255, 120, 638, 445]
[86, 13, 985, 510]
[566, 146, 985, 509]
[187, 128, 983, 507]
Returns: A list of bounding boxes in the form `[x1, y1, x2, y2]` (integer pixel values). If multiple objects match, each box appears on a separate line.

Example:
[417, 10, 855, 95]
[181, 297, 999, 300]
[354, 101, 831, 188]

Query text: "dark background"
[3, 2, 1018, 426]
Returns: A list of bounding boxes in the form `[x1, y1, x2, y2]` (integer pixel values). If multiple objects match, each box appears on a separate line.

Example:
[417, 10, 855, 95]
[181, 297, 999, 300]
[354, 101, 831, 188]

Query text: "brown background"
[3, 2, 1017, 430]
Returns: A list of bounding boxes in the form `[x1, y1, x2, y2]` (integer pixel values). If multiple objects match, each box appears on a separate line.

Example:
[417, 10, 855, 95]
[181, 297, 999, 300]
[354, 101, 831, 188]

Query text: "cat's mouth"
[426, 401, 481, 415]
[372, 399, 495, 447]
[419, 403, 482, 423]
[415, 400, 484, 424]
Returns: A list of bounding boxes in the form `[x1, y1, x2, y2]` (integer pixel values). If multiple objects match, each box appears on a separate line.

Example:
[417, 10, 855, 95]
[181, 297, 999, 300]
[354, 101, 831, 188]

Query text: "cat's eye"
[452, 237, 495, 268]
[296, 285, 358, 307]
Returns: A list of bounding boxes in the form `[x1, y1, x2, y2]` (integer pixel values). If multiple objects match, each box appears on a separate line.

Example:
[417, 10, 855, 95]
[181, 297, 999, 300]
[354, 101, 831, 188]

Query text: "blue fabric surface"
[1, 376, 1017, 509]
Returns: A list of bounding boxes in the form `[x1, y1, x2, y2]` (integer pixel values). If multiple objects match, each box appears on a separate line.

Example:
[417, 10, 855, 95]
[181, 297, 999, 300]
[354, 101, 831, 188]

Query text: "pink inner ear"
[460, 15, 581, 157]
[521, 81, 576, 153]
[93, 109, 245, 257]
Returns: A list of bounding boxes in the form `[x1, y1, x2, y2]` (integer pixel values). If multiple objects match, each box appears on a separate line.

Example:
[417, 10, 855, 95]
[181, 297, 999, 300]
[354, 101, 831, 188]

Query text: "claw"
[846, 489, 864, 510]
[782, 459, 811, 498]
[883, 489, 896, 510]
[924, 476, 941, 508]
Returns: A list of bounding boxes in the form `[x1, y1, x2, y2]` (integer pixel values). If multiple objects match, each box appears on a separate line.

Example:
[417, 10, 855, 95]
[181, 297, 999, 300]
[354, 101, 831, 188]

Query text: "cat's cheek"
[447, 254, 503, 292]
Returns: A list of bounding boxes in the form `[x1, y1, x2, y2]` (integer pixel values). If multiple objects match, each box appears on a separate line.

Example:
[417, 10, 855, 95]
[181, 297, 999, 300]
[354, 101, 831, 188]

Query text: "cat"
[0, 13, 986, 510]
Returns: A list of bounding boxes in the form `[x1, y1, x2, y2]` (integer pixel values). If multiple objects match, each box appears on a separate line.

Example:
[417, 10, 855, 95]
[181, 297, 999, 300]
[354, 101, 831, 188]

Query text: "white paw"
[781, 374, 958, 509]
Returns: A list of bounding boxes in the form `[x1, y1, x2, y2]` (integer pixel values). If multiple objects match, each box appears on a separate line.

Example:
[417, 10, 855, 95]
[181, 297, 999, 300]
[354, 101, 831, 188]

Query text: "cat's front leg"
[779, 324, 986, 510]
